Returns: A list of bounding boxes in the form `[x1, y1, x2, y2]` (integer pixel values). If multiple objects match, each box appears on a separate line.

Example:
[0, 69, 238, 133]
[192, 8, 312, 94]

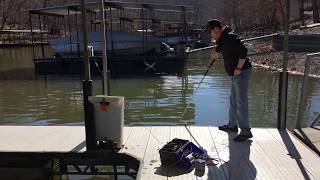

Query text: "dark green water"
[0, 47, 319, 129]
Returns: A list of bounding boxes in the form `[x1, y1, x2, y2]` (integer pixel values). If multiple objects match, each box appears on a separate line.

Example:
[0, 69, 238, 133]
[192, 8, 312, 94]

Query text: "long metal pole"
[279, 0, 290, 129]
[181, 6, 186, 43]
[145, 8, 148, 51]
[100, 0, 108, 95]
[301, 0, 305, 26]
[80, 0, 96, 150]
[67, 7, 73, 55]
[297, 56, 310, 128]
[109, 7, 114, 53]
[81, 2, 90, 81]
[29, 14, 35, 61]
[38, 14, 45, 58]
[76, 11, 80, 57]
[142, 8, 145, 52]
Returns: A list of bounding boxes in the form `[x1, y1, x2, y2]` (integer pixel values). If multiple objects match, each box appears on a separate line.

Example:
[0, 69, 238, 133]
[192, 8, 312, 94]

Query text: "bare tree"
[0, 0, 30, 30]
[312, 0, 320, 22]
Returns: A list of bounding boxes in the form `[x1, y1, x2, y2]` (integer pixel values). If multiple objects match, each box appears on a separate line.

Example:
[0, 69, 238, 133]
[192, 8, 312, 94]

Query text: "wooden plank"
[293, 127, 320, 156]
[252, 128, 316, 180]
[315, 142, 320, 151]
[0, 126, 85, 152]
[67, 127, 133, 152]
[244, 131, 287, 179]
[294, 127, 320, 143]
[210, 127, 287, 179]
[120, 126, 151, 160]
[207, 127, 230, 179]
[208, 127, 256, 180]
[1, 126, 320, 180]
[122, 126, 133, 149]
[267, 128, 320, 179]
[140, 126, 171, 180]
[190, 126, 226, 180]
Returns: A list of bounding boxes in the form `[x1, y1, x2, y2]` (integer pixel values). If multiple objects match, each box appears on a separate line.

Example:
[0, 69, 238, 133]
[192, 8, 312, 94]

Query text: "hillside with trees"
[1, 0, 320, 32]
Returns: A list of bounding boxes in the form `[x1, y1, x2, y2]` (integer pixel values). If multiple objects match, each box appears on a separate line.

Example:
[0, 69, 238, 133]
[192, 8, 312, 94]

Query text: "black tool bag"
[159, 138, 204, 170]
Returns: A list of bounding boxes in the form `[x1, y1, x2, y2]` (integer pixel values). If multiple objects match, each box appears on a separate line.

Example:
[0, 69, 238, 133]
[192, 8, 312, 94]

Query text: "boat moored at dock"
[28, 1, 196, 76]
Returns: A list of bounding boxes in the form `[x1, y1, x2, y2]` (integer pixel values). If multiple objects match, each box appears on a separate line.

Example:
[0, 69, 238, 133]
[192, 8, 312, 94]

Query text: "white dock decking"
[0, 126, 320, 180]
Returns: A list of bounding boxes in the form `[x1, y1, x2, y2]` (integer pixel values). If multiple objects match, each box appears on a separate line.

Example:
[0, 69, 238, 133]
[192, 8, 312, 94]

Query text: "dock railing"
[297, 52, 320, 128]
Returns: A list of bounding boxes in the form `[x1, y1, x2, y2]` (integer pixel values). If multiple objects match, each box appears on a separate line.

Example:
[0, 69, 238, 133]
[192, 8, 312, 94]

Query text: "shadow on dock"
[279, 130, 313, 180]
[213, 132, 256, 180]
[293, 127, 320, 156]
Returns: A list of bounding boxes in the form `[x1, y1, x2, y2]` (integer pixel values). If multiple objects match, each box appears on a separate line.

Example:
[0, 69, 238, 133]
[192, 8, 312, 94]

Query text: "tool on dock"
[158, 58, 219, 173]
[179, 58, 216, 147]
[159, 138, 205, 170]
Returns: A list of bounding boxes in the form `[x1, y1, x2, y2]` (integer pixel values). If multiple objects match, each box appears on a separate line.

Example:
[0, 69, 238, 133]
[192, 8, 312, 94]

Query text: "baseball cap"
[202, 19, 222, 33]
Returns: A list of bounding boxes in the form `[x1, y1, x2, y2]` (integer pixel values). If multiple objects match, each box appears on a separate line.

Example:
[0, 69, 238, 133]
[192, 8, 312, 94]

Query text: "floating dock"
[0, 126, 320, 179]
[34, 55, 186, 76]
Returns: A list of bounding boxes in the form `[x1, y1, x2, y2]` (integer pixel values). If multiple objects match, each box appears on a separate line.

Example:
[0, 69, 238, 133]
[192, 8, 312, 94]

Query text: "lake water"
[0, 47, 319, 129]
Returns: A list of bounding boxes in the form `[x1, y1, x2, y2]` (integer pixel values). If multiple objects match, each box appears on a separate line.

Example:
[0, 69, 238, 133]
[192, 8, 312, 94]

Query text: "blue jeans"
[228, 68, 252, 133]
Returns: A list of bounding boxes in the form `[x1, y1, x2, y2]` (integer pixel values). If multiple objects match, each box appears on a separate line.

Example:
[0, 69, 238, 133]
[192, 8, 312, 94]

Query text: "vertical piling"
[279, 0, 290, 130]
[38, 14, 45, 58]
[80, 0, 96, 150]
[29, 14, 36, 61]
[100, 0, 108, 95]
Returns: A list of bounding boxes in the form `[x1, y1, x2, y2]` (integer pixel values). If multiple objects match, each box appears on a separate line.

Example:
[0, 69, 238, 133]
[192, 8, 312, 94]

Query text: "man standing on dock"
[205, 19, 253, 142]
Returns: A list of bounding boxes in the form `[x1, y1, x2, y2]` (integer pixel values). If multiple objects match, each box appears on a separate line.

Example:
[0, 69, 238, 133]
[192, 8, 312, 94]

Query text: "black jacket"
[215, 26, 252, 76]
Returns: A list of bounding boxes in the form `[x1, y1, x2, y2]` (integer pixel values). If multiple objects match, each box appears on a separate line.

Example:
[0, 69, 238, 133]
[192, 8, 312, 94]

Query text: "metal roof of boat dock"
[29, 1, 195, 16]
[0, 29, 48, 34]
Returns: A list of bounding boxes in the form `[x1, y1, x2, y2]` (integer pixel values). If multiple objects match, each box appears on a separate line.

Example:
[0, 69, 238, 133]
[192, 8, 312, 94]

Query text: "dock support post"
[141, 8, 145, 53]
[76, 11, 80, 57]
[109, 7, 114, 53]
[80, 0, 96, 150]
[38, 14, 45, 58]
[29, 14, 36, 61]
[100, 0, 109, 95]
[145, 9, 148, 51]
[278, 71, 288, 129]
[181, 6, 186, 43]
[279, 0, 290, 130]
[67, 7, 73, 55]
[300, 0, 305, 26]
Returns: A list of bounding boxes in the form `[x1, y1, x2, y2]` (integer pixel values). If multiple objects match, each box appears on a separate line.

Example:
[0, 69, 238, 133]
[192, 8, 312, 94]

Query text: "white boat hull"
[50, 31, 162, 55]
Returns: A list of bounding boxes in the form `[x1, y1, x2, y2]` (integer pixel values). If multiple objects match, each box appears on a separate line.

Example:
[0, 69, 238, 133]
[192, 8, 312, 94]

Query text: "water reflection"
[0, 47, 319, 129]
